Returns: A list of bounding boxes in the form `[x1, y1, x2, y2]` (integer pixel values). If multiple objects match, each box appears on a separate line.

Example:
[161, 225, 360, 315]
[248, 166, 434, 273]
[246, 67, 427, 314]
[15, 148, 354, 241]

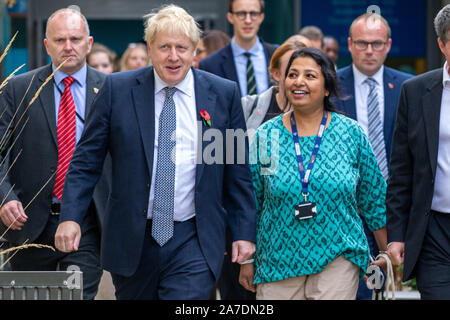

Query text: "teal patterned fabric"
[250, 112, 386, 284]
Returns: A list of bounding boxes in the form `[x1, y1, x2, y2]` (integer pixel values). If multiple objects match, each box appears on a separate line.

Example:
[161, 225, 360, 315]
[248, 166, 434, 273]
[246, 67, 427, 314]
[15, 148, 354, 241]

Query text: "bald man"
[0, 8, 107, 299]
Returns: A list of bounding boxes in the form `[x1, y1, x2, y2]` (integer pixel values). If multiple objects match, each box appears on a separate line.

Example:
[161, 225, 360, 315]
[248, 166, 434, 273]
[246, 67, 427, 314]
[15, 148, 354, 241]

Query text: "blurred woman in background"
[241, 36, 311, 134]
[120, 42, 149, 71]
[87, 42, 117, 74]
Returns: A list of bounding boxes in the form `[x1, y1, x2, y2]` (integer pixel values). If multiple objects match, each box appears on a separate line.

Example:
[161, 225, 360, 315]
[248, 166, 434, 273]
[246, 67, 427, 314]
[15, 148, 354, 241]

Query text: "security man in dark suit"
[387, 4, 450, 300]
[0, 8, 107, 299]
[334, 12, 412, 299]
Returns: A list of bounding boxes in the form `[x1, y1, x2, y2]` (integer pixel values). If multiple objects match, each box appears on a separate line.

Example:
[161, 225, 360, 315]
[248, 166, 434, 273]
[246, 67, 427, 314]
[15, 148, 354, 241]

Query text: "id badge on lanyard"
[291, 110, 327, 221]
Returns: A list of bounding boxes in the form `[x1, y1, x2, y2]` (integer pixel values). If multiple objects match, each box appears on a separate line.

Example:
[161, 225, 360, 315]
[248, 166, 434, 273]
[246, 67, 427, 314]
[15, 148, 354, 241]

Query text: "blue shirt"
[52, 63, 88, 202]
[231, 37, 269, 97]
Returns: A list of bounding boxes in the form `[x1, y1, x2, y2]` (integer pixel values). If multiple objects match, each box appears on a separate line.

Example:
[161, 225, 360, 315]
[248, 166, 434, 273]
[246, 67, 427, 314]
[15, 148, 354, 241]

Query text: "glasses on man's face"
[352, 40, 387, 51]
[231, 11, 262, 21]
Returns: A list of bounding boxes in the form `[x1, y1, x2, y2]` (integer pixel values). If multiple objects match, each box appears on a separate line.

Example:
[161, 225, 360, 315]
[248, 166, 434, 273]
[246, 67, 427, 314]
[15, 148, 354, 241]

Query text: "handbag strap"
[374, 253, 396, 300]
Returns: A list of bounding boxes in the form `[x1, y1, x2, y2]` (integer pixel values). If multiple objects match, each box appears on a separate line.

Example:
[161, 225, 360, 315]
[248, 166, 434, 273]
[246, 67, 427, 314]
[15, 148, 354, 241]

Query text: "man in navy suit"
[54, 5, 256, 300]
[0, 8, 107, 300]
[334, 13, 412, 299]
[199, 0, 276, 97]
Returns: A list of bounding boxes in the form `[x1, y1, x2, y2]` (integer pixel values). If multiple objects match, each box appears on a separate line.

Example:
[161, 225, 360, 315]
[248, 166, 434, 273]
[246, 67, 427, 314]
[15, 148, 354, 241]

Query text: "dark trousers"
[9, 203, 102, 300]
[416, 211, 450, 300]
[111, 218, 215, 300]
[217, 226, 256, 300]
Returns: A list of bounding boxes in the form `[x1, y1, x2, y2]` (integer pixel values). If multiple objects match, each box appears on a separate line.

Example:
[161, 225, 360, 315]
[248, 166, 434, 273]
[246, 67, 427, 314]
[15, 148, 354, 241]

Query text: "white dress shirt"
[147, 69, 198, 221]
[431, 61, 450, 213]
[353, 64, 385, 137]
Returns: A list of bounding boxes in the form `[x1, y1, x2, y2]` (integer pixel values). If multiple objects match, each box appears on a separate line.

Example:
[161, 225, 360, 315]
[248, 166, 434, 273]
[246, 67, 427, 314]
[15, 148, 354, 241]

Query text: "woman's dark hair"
[284, 47, 343, 112]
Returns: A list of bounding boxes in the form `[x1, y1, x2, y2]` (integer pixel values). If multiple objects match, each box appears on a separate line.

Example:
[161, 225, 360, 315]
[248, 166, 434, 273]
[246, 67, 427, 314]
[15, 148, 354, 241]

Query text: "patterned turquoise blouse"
[250, 112, 386, 284]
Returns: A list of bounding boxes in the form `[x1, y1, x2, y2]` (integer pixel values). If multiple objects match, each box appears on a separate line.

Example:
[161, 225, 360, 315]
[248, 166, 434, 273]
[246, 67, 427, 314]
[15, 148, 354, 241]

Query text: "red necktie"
[53, 76, 76, 201]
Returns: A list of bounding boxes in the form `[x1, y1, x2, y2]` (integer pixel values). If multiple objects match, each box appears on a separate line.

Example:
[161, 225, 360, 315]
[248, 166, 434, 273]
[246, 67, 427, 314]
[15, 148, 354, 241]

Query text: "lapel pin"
[258, 109, 262, 115]
[388, 83, 394, 89]
[93, 87, 99, 94]
[200, 109, 211, 127]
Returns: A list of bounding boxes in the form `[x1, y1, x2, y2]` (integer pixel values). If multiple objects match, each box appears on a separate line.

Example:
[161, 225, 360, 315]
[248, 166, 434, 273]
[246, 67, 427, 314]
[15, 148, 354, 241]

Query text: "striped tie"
[53, 76, 76, 200]
[152, 87, 177, 246]
[366, 78, 388, 180]
[244, 52, 257, 96]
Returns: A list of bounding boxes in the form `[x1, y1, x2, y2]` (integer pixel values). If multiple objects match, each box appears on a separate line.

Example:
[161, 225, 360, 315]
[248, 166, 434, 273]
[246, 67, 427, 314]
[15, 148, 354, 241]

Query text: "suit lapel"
[422, 70, 443, 178]
[383, 68, 396, 153]
[37, 65, 58, 147]
[85, 66, 102, 116]
[193, 69, 217, 186]
[262, 42, 272, 88]
[132, 68, 156, 174]
[340, 67, 357, 120]
[221, 45, 240, 85]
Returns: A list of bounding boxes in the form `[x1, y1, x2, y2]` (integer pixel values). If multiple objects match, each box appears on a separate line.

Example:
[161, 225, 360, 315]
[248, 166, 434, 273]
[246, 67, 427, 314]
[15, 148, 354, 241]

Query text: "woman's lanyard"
[290, 110, 327, 203]
[54, 79, 85, 124]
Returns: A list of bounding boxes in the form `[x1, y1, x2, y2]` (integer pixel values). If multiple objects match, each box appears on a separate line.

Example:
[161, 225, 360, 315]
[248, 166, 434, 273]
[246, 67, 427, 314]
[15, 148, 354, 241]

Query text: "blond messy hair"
[144, 5, 201, 47]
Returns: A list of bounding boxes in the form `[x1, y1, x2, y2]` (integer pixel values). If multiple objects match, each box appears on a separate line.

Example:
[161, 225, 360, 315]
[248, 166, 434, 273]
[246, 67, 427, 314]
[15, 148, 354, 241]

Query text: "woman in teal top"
[239, 48, 388, 300]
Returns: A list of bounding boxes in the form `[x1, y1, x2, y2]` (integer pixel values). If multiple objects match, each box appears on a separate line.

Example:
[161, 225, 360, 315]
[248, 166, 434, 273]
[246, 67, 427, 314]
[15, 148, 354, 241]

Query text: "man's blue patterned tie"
[366, 78, 388, 180]
[152, 86, 177, 246]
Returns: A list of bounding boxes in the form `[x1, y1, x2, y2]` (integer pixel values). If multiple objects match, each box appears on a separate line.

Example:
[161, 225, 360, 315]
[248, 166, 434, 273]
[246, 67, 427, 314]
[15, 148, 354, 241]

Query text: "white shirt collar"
[353, 64, 384, 87]
[154, 68, 194, 97]
[443, 61, 450, 87]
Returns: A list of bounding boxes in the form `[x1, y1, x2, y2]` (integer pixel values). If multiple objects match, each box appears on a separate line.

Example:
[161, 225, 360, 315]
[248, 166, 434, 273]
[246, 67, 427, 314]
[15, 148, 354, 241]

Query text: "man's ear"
[226, 12, 234, 25]
[44, 38, 49, 55]
[438, 37, 446, 55]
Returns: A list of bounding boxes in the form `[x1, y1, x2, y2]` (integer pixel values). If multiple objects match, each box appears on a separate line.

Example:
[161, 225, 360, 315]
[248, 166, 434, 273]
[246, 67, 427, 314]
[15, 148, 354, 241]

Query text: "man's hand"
[239, 263, 256, 293]
[388, 241, 405, 266]
[0, 200, 28, 230]
[54, 221, 81, 252]
[231, 240, 255, 264]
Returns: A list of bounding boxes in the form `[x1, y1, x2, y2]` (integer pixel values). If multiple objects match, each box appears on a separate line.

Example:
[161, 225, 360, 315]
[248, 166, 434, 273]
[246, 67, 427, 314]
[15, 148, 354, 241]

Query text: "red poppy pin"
[200, 109, 211, 127]
[388, 83, 394, 89]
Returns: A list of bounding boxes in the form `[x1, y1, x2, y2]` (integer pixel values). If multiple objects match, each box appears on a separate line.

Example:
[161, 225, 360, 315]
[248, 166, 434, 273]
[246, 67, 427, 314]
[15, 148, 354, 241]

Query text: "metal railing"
[0, 271, 82, 300]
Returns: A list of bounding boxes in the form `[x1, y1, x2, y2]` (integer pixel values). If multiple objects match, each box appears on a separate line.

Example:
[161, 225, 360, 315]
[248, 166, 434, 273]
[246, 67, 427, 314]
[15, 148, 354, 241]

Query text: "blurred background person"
[322, 35, 339, 66]
[119, 42, 149, 71]
[242, 36, 311, 133]
[239, 47, 387, 300]
[285, 34, 311, 46]
[299, 25, 324, 50]
[87, 42, 117, 74]
[199, 0, 277, 98]
[193, 29, 231, 68]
